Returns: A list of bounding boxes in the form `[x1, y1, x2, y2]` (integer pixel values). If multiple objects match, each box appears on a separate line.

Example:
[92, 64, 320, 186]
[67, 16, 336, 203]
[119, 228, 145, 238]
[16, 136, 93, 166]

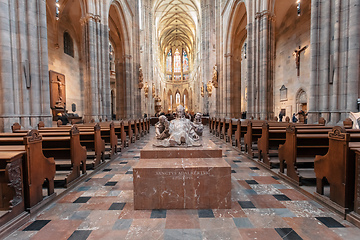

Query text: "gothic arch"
[167, 89, 173, 112]
[296, 88, 308, 112]
[225, 1, 247, 118]
[108, 1, 131, 119]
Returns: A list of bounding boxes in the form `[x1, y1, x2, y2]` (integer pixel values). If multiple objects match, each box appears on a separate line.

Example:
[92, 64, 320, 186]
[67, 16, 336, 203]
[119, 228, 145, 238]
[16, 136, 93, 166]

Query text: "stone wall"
[47, 18, 84, 117]
[274, 0, 311, 120]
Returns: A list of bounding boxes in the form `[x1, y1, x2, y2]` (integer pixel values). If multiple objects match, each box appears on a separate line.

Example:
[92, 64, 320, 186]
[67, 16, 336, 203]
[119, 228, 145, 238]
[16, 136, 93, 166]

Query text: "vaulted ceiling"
[153, 0, 200, 54]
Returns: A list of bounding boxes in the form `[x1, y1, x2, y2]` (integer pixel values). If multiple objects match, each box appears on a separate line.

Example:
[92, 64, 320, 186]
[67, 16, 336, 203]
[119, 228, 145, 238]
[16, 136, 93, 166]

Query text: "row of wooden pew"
[0, 118, 150, 235]
[210, 117, 360, 226]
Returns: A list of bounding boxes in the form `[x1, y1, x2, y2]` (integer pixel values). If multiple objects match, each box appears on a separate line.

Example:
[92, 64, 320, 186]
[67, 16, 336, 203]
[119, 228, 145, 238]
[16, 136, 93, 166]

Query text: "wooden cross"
[293, 45, 307, 76]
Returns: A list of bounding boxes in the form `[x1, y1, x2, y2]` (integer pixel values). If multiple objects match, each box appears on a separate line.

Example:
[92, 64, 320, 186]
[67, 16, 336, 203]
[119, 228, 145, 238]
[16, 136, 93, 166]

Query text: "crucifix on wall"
[293, 45, 307, 76]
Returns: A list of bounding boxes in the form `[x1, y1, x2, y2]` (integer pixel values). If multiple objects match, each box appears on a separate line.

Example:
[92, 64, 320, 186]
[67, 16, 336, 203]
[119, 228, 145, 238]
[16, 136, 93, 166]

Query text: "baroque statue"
[212, 65, 218, 88]
[193, 112, 204, 136]
[201, 85, 204, 97]
[207, 81, 213, 97]
[138, 66, 144, 89]
[152, 83, 156, 98]
[154, 105, 201, 147]
[144, 82, 149, 98]
[155, 115, 170, 139]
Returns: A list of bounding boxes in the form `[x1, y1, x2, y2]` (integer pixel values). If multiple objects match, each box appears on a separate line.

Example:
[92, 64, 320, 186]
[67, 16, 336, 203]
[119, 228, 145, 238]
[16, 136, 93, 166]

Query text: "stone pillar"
[0, 0, 51, 132]
[81, 15, 99, 122]
[346, 0, 360, 117]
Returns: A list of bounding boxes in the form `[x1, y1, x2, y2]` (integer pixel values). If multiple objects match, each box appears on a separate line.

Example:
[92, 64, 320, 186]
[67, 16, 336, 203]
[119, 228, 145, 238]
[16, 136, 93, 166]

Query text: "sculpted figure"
[212, 65, 218, 88]
[154, 105, 201, 147]
[201, 85, 204, 97]
[144, 82, 149, 98]
[207, 81, 213, 97]
[193, 112, 204, 136]
[152, 83, 156, 98]
[138, 66, 144, 89]
[155, 115, 170, 139]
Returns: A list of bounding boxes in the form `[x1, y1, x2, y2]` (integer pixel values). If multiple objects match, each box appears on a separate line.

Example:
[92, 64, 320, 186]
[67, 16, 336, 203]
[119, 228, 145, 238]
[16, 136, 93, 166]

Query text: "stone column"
[81, 14, 99, 122]
[0, 0, 51, 132]
[308, 0, 320, 123]
[346, 0, 360, 116]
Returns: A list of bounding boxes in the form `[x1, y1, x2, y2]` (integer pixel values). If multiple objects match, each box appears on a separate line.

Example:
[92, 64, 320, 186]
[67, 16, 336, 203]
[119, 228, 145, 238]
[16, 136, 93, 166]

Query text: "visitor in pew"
[292, 113, 298, 123]
[58, 113, 69, 125]
[279, 111, 284, 122]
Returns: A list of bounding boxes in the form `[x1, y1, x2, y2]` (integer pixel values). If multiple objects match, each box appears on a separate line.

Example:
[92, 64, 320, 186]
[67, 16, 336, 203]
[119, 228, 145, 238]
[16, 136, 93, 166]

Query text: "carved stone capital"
[80, 13, 101, 25]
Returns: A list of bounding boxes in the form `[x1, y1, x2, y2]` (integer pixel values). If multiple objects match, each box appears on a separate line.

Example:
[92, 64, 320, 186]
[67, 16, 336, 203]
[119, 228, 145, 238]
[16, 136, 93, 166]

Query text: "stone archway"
[226, 1, 247, 118]
[296, 89, 307, 113]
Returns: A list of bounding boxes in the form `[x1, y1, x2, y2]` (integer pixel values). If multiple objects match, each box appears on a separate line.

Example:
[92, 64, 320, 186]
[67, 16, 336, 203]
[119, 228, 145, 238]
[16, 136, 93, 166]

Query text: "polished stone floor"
[6, 129, 360, 240]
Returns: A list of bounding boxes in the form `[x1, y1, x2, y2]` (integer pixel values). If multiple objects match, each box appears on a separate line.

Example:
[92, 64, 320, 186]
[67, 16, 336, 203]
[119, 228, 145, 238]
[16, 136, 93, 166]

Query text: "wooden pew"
[256, 118, 328, 168]
[226, 119, 236, 144]
[233, 119, 241, 148]
[244, 120, 264, 157]
[349, 149, 360, 227]
[220, 118, 230, 140]
[278, 124, 332, 185]
[1, 126, 87, 187]
[125, 120, 135, 143]
[114, 121, 127, 149]
[0, 130, 55, 209]
[0, 151, 26, 227]
[314, 127, 360, 214]
[14, 123, 107, 169]
[216, 118, 221, 137]
[257, 122, 287, 167]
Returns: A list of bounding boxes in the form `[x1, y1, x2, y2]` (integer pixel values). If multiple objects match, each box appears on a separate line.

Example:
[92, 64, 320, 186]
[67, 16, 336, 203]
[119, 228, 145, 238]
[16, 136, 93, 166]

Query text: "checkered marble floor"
[6, 128, 360, 240]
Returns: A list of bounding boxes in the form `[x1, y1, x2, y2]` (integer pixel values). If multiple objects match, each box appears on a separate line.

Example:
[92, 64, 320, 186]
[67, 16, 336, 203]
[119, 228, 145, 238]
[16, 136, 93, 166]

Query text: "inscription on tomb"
[155, 170, 210, 180]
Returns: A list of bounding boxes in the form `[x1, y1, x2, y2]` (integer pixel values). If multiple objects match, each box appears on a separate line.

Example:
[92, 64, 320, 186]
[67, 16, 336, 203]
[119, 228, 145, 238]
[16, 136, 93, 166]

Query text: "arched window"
[174, 49, 181, 73]
[183, 50, 189, 72]
[166, 49, 172, 73]
[63, 32, 74, 57]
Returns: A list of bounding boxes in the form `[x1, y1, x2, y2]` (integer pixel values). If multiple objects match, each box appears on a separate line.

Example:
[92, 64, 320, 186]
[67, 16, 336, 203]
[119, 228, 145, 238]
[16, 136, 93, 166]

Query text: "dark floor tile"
[275, 228, 303, 240]
[73, 197, 91, 203]
[238, 201, 256, 209]
[272, 176, 280, 180]
[76, 186, 91, 192]
[103, 168, 112, 172]
[223, 155, 227, 157]
[316, 217, 345, 228]
[119, 161, 128, 164]
[84, 178, 91, 182]
[245, 180, 258, 185]
[128, 150, 134, 152]
[231, 170, 236, 173]
[273, 194, 291, 201]
[109, 202, 126, 210]
[126, 171, 133, 174]
[151, 209, 167, 218]
[68, 230, 92, 240]
[133, 156, 140, 158]
[23, 220, 51, 231]
[198, 209, 215, 218]
[233, 160, 242, 163]
[249, 167, 260, 170]
[105, 181, 118, 186]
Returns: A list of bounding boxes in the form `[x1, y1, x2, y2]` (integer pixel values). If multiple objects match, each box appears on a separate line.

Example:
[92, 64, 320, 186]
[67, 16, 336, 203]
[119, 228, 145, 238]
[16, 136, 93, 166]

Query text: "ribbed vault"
[154, 0, 200, 53]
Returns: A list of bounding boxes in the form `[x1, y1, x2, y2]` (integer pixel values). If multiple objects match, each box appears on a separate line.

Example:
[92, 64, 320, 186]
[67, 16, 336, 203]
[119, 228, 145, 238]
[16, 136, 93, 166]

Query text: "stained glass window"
[183, 50, 189, 72]
[174, 49, 181, 73]
[166, 50, 172, 73]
